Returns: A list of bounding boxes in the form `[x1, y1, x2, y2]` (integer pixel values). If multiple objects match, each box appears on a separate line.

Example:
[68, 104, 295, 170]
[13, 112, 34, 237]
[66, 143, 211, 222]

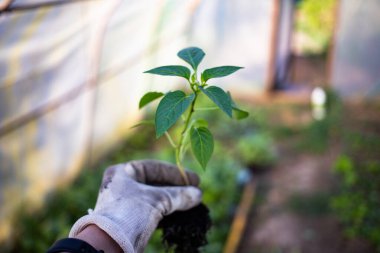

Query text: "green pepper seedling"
[138, 47, 249, 184]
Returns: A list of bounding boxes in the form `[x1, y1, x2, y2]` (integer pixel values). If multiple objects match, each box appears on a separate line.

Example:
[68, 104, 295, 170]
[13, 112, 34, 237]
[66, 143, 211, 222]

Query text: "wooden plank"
[223, 179, 256, 253]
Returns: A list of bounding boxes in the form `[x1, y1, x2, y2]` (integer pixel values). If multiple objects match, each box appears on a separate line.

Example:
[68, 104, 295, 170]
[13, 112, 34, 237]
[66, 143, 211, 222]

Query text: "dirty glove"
[69, 160, 202, 253]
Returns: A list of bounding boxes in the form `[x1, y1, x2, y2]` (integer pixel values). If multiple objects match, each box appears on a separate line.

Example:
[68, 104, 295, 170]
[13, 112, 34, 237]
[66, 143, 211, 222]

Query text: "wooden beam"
[223, 179, 257, 253]
[265, 0, 281, 93]
[326, 0, 342, 87]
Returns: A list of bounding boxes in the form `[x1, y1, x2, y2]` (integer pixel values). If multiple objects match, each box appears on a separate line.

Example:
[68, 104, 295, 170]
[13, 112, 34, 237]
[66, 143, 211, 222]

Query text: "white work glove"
[69, 160, 202, 253]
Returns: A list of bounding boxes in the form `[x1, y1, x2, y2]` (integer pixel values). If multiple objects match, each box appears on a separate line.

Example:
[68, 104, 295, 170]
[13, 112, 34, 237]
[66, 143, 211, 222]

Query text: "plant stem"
[164, 131, 177, 148]
[194, 106, 219, 111]
[175, 149, 189, 185]
[175, 90, 198, 185]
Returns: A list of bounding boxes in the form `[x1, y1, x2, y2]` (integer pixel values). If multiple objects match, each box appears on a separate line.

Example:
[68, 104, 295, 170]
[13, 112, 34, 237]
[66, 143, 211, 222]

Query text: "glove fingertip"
[188, 187, 203, 204]
[177, 186, 202, 211]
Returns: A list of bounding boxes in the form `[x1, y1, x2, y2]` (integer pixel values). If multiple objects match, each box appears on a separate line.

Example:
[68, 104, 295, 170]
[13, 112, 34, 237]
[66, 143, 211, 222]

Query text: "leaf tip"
[155, 131, 163, 139]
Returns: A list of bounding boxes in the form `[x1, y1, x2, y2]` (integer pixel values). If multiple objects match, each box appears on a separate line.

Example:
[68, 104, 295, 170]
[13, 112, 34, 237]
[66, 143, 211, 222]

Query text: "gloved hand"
[69, 160, 202, 253]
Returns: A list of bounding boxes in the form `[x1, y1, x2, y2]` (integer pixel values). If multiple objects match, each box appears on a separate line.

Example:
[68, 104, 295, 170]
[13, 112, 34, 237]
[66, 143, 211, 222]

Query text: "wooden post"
[223, 179, 257, 253]
[326, 0, 342, 87]
[265, 0, 281, 93]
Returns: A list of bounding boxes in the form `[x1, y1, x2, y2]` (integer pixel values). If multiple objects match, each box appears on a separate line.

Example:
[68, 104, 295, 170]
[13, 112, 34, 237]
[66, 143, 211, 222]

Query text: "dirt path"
[237, 143, 374, 253]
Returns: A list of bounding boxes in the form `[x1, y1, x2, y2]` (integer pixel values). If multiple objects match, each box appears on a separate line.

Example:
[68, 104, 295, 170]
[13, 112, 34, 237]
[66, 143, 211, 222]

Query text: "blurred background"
[0, 0, 379, 252]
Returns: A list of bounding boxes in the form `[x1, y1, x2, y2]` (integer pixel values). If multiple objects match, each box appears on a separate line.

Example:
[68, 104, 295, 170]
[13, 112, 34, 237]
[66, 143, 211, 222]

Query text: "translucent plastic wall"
[190, 0, 273, 92]
[0, 0, 274, 239]
[331, 0, 380, 99]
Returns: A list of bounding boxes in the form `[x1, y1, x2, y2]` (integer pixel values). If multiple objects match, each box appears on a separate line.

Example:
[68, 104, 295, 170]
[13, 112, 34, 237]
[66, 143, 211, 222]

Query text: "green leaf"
[177, 47, 205, 70]
[139, 92, 164, 109]
[190, 126, 214, 169]
[130, 120, 155, 129]
[144, 65, 191, 79]
[201, 66, 243, 82]
[155, 91, 195, 138]
[193, 119, 208, 128]
[227, 91, 249, 120]
[233, 107, 249, 120]
[200, 86, 232, 117]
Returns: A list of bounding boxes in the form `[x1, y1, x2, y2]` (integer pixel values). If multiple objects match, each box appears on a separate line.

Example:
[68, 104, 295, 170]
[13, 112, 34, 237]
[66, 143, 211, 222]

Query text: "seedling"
[138, 47, 248, 184]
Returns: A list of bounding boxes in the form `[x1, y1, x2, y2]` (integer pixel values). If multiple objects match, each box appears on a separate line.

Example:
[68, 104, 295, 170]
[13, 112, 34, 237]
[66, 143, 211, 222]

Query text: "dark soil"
[158, 203, 212, 253]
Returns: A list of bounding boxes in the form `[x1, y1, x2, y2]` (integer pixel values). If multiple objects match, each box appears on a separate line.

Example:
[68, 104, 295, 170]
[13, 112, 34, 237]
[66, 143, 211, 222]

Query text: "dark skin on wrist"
[67, 225, 123, 253]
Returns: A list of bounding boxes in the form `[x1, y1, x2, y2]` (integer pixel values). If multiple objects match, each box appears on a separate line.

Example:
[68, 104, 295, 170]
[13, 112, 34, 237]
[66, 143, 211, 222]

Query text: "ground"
[238, 138, 374, 253]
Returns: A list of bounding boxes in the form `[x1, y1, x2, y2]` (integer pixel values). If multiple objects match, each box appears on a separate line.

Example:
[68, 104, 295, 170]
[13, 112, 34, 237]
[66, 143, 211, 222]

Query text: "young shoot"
[138, 47, 248, 184]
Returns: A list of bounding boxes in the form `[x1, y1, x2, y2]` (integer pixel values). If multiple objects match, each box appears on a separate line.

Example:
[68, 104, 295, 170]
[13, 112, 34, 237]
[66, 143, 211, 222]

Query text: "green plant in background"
[331, 155, 380, 252]
[235, 133, 277, 167]
[296, 0, 336, 54]
[138, 47, 248, 183]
